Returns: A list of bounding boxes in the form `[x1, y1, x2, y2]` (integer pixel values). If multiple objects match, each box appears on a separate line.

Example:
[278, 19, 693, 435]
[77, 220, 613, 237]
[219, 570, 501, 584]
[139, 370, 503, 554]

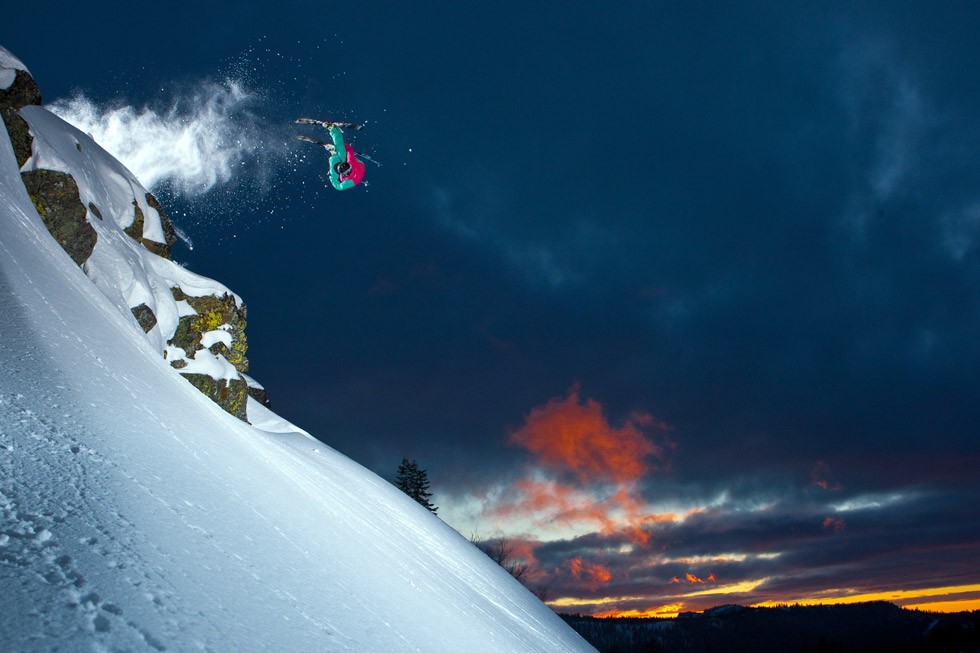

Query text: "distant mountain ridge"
[562, 601, 980, 653]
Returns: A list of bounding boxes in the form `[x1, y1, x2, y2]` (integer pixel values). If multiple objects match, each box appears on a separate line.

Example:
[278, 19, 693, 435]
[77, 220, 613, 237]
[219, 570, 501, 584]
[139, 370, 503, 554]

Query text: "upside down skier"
[296, 118, 366, 191]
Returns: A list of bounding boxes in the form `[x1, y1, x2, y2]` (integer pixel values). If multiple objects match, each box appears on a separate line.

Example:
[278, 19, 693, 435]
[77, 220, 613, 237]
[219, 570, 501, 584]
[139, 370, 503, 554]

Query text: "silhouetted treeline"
[560, 602, 980, 653]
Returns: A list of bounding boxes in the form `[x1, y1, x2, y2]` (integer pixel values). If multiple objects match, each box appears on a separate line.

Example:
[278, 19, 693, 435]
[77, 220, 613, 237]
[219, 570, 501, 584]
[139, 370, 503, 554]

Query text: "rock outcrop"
[165, 287, 252, 419]
[1, 46, 266, 423]
[169, 289, 249, 373]
[0, 67, 41, 167]
[2, 51, 96, 269]
[21, 169, 97, 266]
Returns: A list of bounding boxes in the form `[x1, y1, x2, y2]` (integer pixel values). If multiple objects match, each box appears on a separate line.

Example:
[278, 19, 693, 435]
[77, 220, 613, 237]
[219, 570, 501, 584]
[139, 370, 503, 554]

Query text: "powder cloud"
[49, 80, 278, 196]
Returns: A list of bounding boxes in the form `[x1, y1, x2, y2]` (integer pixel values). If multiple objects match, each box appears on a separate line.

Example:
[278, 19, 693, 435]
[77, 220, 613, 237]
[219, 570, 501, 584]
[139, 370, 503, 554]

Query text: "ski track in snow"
[0, 392, 172, 651]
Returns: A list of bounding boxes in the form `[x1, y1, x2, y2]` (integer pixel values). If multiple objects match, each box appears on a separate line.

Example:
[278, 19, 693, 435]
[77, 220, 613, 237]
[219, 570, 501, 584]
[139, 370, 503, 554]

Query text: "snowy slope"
[0, 79, 594, 651]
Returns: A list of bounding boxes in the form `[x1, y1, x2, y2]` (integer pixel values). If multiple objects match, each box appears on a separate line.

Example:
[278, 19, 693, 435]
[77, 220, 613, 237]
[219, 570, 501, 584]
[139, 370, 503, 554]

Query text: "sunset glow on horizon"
[443, 386, 980, 621]
[548, 581, 980, 619]
[751, 583, 980, 612]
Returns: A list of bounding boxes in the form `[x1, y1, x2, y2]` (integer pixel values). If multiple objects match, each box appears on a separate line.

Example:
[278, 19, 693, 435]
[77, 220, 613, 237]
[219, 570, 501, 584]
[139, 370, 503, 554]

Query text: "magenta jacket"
[341, 143, 366, 186]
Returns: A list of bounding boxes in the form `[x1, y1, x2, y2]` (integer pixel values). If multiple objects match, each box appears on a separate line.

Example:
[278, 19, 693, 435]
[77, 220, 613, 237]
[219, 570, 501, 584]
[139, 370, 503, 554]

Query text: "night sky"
[5, 1, 980, 616]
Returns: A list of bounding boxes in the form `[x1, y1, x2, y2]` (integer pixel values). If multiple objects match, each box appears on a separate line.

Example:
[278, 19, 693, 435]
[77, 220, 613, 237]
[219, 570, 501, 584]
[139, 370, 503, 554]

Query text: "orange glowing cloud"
[492, 387, 675, 547]
[570, 558, 613, 589]
[640, 513, 680, 525]
[509, 385, 666, 484]
[477, 385, 678, 600]
[670, 573, 715, 585]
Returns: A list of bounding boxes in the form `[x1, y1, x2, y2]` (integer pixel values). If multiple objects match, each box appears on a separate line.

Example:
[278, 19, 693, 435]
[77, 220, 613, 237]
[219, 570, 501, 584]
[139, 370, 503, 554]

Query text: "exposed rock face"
[0, 68, 41, 167]
[170, 288, 249, 373]
[182, 373, 249, 422]
[21, 169, 97, 266]
[125, 199, 145, 242]
[248, 386, 273, 408]
[168, 288, 251, 419]
[142, 193, 178, 259]
[0, 67, 41, 109]
[3, 66, 95, 268]
[131, 303, 158, 333]
[125, 195, 178, 260]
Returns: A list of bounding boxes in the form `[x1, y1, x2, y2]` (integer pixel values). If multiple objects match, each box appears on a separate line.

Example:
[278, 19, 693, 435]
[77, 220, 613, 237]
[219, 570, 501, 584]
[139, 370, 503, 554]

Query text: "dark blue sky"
[6, 1, 980, 613]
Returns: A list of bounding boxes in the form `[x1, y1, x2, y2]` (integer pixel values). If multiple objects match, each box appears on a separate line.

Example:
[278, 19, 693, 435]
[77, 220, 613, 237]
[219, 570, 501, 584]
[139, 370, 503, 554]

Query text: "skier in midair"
[296, 119, 366, 191]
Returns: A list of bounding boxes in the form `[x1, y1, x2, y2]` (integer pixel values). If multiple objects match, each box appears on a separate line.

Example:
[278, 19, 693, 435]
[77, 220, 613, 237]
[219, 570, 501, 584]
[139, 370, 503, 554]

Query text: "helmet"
[335, 161, 353, 176]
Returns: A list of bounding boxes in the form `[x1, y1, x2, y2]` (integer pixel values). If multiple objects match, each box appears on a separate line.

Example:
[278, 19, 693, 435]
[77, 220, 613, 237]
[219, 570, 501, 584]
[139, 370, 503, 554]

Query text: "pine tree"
[395, 458, 438, 514]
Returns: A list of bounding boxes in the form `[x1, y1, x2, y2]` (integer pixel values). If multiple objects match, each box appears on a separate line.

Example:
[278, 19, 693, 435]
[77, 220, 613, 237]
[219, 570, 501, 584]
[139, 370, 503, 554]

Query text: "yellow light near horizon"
[683, 577, 769, 597]
[666, 553, 749, 565]
[904, 597, 980, 613]
[751, 583, 980, 610]
[549, 596, 685, 619]
[549, 595, 648, 608]
[596, 604, 684, 619]
[551, 583, 980, 622]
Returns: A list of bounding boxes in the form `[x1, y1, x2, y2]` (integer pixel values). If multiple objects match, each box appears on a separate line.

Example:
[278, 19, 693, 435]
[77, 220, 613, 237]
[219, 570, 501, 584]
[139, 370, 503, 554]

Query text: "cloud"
[488, 475, 676, 545]
[455, 387, 681, 600]
[941, 202, 980, 261]
[838, 38, 932, 227]
[570, 558, 613, 590]
[822, 516, 847, 533]
[49, 80, 283, 195]
[486, 386, 677, 546]
[429, 184, 620, 292]
[493, 477, 607, 526]
[811, 461, 843, 492]
[833, 34, 980, 267]
[508, 384, 669, 484]
[431, 183, 580, 290]
[464, 480, 980, 617]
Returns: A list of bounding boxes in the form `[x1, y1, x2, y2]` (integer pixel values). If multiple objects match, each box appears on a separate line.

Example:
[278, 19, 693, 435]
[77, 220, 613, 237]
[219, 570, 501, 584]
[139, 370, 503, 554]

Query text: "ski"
[295, 135, 336, 152]
[295, 135, 327, 146]
[295, 117, 364, 131]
